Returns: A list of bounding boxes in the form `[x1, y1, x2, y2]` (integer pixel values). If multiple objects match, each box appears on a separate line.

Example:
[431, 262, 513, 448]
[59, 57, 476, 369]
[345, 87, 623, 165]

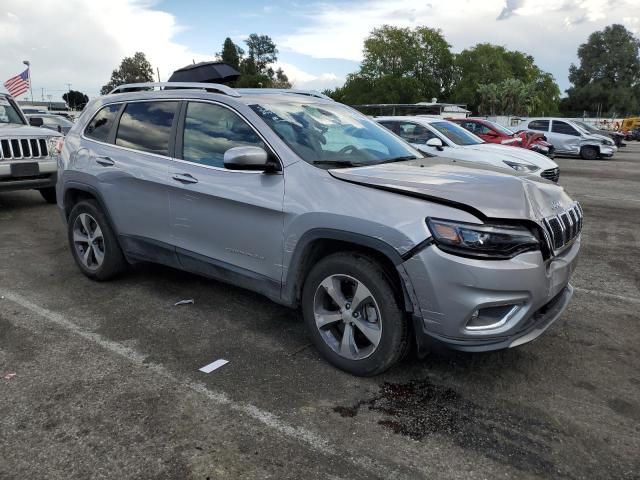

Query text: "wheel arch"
[281, 229, 415, 314]
[62, 182, 121, 238]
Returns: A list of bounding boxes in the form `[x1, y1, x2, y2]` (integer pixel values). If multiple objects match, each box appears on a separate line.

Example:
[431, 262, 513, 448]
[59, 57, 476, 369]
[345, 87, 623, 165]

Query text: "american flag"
[3, 68, 30, 98]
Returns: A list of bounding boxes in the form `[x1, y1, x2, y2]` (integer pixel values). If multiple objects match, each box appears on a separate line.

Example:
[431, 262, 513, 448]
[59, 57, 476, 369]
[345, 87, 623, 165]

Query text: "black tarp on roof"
[168, 62, 240, 84]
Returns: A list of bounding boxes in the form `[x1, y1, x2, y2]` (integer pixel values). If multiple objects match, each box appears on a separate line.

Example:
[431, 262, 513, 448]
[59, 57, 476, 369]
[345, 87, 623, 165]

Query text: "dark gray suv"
[57, 82, 582, 376]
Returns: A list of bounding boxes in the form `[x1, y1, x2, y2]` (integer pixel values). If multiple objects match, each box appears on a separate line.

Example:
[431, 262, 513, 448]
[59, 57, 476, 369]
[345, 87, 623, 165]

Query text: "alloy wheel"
[313, 274, 382, 360]
[72, 213, 105, 270]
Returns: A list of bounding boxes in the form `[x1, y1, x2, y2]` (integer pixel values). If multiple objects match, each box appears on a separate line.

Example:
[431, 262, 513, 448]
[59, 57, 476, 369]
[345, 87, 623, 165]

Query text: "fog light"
[466, 305, 520, 331]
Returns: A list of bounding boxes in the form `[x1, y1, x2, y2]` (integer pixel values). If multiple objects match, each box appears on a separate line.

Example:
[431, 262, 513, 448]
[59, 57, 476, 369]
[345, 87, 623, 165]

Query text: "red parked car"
[448, 118, 555, 159]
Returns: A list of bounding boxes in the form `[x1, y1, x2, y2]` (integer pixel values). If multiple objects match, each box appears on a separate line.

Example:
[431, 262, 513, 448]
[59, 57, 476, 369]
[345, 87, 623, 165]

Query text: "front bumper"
[403, 237, 580, 352]
[600, 146, 615, 157]
[0, 159, 57, 191]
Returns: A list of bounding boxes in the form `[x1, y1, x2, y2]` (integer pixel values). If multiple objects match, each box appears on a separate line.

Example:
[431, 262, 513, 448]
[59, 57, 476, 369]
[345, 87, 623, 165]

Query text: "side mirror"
[224, 146, 278, 172]
[426, 137, 444, 150]
[29, 117, 44, 127]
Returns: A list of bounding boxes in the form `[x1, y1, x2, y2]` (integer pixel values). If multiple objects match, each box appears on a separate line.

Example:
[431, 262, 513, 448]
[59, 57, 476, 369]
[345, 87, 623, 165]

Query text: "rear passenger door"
[82, 100, 180, 262]
[168, 100, 285, 287]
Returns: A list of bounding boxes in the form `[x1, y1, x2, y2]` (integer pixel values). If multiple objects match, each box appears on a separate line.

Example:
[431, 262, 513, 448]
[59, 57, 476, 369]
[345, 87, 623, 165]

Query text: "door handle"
[172, 173, 199, 184]
[95, 156, 115, 166]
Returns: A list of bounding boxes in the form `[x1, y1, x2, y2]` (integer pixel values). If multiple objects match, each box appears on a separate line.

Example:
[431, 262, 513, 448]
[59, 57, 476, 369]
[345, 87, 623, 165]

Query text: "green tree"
[564, 24, 640, 116]
[452, 43, 559, 114]
[326, 26, 454, 104]
[219, 37, 241, 70]
[100, 52, 154, 95]
[219, 34, 291, 88]
[62, 90, 89, 110]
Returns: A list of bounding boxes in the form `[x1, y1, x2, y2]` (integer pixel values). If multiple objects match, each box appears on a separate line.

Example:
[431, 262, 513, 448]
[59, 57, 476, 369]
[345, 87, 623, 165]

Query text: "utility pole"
[157, 67, 161, 82]
[41, 87, 44, 102]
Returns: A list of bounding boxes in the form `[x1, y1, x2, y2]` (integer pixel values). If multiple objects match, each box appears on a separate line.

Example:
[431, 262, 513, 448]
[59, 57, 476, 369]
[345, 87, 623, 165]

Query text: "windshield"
[249, 101, 422, 168]
[486, 120, 515, 136]
[0, 97, 26, 125]
[430, 121, 484, 146]
[574, 121, 599, 134]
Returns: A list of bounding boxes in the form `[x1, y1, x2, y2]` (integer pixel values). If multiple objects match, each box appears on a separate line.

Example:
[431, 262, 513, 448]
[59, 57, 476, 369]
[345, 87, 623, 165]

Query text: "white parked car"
[516, 118, 616, 160]
[376, 116, 561, 182]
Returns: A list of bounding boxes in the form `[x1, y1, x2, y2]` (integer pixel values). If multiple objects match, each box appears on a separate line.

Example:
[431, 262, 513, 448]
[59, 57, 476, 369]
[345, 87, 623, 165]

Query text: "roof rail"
[108, 82, 241, 97]
[236, 88, 333, 101]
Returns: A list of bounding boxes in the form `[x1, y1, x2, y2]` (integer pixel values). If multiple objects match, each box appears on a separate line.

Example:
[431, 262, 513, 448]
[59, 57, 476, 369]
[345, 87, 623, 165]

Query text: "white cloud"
[275, 61, 342, 90]
[0, 0, 213, 99]
[279, 0, 639, 90]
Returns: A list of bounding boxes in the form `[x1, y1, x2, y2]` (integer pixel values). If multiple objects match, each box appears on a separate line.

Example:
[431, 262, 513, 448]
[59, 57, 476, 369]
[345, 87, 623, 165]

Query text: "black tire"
[39, 187, 57, 204]
[67, 200, 127, 281]
[580, 146, 598, 160]
[301, 252, 409, 376]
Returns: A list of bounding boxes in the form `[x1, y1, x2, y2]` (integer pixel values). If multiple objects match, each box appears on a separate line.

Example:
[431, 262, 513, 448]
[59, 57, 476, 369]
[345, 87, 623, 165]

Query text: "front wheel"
[580, 146, 598, 160]
[301, 252, 409, 376]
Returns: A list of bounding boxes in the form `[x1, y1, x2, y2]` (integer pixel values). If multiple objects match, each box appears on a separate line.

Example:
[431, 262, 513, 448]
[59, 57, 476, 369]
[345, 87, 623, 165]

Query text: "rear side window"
[552, 121, 579, 136]
[84, 104, 121, 142]
[115, 101, 178, 156]
[182, 102, 265, 168]
[528, 120, 549, 132]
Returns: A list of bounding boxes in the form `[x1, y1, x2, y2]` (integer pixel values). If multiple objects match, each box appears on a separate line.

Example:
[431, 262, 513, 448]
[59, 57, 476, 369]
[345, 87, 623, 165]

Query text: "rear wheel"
[39, 187, 57, 204]
[67, 200, 127, 281]
[580, 146, 598, 160]
[301, 252, 409, 376]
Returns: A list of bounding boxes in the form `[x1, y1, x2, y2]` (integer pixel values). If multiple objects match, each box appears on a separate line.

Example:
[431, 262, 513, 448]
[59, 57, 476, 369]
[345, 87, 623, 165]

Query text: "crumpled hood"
[0, 122, 61, 138]
[463, 143, 558, 169]
[329, 158, 574, 221]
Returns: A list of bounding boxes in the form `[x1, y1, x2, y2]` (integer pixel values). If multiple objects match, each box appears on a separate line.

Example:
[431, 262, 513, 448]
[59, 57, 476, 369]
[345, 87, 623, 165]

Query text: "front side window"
[115, 101, 178, 155]
[388, 122, 437, 144]
[430, 121, 483, 146]
[552, 121, 579, 136]
[528, 120, 549, 132]
[182, 102, 265, 168]
[249, 101, 422, 168]
[85, 104, 121, 142]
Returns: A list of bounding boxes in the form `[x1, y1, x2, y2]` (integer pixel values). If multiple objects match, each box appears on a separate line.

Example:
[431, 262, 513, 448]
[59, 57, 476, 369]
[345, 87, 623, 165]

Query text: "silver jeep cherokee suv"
[0, 92, 63, 203]
[57, 82, 582, 376]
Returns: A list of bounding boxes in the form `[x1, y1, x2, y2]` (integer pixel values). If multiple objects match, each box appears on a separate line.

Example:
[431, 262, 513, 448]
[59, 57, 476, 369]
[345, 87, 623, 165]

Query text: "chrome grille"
[541, 167, 559, 182]
[0, 137, 49, 159]
[543, 203, 583, 252]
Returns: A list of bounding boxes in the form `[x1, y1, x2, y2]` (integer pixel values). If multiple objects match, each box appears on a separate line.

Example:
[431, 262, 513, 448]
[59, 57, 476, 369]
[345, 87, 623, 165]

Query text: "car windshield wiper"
[379, 155, 419, 164]
[313, 160, 365, 168]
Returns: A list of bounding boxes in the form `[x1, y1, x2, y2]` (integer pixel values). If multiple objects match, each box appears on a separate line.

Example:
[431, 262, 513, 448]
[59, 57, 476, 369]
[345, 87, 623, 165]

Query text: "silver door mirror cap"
[224, 146, 272, 171]
[426, 137, 444, 148]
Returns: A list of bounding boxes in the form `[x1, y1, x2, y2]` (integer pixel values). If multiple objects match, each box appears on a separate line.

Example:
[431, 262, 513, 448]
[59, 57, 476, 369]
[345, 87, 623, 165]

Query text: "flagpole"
[23, 60, 33, 102]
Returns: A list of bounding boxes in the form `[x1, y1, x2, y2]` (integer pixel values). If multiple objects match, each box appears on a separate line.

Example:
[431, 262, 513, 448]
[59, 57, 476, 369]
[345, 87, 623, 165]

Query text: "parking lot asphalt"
[1, 144, 639, 480]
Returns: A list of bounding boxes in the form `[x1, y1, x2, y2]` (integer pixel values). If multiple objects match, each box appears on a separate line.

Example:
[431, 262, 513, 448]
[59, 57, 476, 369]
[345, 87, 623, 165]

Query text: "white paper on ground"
[199, 359, 229, 373]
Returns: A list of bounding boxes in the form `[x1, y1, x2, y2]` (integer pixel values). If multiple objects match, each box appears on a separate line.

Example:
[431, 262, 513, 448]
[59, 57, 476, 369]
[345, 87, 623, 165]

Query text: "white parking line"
[0, 289, 399, 478]
[573, 287, 640, 304]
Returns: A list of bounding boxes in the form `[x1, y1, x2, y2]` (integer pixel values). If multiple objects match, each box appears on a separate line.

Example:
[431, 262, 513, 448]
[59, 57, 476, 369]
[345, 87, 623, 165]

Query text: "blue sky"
[1, 0, 638, 100]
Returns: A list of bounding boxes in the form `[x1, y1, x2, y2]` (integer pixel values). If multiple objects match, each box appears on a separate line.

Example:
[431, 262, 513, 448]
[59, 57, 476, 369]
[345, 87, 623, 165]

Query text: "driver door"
[168, 101, 285, 285]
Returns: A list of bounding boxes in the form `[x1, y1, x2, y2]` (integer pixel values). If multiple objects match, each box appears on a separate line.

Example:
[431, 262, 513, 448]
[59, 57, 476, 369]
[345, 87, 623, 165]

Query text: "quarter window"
[552, 121, 579, 136]
[182, 102, 265, 168]
[115, 101, 178, 156]
[528, 120, 549, 132]
[85, 104, 121, 142]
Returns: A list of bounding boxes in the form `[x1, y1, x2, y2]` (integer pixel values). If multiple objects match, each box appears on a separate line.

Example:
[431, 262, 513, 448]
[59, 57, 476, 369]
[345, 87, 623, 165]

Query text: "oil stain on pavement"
[334, 378, 637, 479]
